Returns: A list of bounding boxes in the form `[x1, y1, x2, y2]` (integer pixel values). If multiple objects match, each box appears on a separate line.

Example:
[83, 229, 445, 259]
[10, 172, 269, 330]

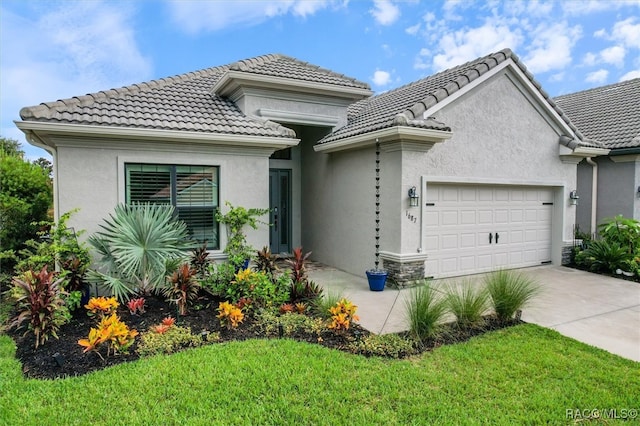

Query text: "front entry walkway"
[308, 264, 640, 362]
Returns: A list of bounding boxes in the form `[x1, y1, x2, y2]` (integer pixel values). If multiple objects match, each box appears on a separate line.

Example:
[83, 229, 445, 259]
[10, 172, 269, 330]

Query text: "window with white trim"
[125, 164, 219, 249]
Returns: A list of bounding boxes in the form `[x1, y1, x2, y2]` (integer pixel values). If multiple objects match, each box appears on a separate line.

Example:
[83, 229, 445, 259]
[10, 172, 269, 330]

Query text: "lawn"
[1, 324, 638, 425]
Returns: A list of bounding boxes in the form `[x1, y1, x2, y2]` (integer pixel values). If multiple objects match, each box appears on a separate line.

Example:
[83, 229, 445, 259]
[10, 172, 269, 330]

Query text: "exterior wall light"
[569, 190, 579, 205]
[408, 186, 419, 207]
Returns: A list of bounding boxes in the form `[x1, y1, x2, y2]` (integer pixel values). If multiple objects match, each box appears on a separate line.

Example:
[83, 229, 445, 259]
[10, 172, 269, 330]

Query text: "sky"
[1, 0, 639, 160]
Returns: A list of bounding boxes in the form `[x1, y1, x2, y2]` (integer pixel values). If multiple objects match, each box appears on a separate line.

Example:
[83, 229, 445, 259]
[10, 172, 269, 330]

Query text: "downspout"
[585, 157, 598, 234]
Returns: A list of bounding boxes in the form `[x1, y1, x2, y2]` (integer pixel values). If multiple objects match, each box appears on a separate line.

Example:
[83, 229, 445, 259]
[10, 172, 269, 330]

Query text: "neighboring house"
[554, 78, 640, 235]
[17, 48, 603, 283]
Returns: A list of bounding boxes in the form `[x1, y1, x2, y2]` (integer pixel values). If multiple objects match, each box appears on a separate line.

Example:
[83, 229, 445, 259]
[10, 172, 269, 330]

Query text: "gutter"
[608, 147, 640, 156]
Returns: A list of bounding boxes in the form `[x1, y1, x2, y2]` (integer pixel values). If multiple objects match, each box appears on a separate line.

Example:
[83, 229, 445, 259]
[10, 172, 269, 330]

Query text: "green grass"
[1, 324, 638, 425]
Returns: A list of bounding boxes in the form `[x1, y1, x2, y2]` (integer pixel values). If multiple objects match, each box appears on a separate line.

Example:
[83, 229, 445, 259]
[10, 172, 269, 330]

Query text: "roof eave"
[15, 121, 300, 150]
[211, 70, 373, 102]
[314, 126, 453, 153]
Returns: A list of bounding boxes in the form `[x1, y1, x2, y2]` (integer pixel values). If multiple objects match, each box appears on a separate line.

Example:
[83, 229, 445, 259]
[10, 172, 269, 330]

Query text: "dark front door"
[269, 169, 291, 254]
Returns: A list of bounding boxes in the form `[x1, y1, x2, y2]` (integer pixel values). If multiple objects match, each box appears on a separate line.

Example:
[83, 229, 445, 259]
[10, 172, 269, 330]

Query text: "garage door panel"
[424, 183, 553, 278]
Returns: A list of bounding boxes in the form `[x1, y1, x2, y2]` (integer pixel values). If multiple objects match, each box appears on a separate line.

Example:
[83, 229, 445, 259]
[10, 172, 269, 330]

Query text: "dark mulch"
[5, 291, 521, 380]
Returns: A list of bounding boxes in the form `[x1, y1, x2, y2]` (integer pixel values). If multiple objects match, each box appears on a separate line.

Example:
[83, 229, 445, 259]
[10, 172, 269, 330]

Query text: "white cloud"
[600, 45, 626, 67]
[0, 2, 151, 159]
[370, 0, 400, 26]
[167, 0, 333, 33]
[620, 69, 640, 80]
[523, 22, 582, 73]
[406, 23, 420, 35]
[562, 0, 636, 15]
[583, 52, 597, 66]
[372, 70, 392, 86]
[549, 72, 565, 82]
[430, 22, 523, 71]
[585, 69, 609, 83]
[612, 17, 640, 49]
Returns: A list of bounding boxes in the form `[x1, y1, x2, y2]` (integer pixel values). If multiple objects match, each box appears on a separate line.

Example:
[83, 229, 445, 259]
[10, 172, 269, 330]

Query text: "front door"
[269, 169, 292, 254]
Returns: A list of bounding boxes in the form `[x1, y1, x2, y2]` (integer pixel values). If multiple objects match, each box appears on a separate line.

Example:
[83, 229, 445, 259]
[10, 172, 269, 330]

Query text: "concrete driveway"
[308, 265, 640, 362]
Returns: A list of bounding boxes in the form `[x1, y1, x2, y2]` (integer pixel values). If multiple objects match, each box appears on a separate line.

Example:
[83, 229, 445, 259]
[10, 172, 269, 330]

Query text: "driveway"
[308, 265, 640, 362]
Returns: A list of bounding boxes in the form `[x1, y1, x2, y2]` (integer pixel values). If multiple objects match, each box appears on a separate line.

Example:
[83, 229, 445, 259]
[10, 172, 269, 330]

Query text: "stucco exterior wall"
[576, 160, 594, 234]
[55, 139, 271, 256]
[302, 140, 390, 277]
[596, 157, 635, 224]
[401, 71, 577, 263]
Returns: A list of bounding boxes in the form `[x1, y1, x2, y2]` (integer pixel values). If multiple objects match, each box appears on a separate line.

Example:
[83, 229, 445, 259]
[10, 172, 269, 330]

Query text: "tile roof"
[228, 54, 370, 89]
[318, 48, 588, 145]
[553, 78, 640, 150]
[19, 54, 369, 139]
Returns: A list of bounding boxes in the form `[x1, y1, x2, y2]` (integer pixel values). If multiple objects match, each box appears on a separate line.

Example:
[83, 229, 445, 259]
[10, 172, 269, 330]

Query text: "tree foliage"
[1, 140, 53, 268]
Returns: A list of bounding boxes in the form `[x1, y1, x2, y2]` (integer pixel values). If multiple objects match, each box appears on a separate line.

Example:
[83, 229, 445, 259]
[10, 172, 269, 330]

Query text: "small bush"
[163, 263, 200, 316]
[405, 282, 448, 344]
[137, 325, 215, 357]
[445, 280, 489, 329]
[575, 240, 632, 274]
[85, 296, 119, 321]
[484, 270, 540, 321]
[255, 310, 326, 337]
[78, 313, 138, 358]
[328, 298, 360, 331]
[9, 266, 68, 348]
[348, 333, 416, 358]
[217, 301, 244, 329]
[311, 290, 344, 319]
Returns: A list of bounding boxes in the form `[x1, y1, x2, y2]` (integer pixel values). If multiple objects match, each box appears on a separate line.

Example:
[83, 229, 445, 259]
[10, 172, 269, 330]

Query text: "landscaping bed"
[5, 290, 522, 380]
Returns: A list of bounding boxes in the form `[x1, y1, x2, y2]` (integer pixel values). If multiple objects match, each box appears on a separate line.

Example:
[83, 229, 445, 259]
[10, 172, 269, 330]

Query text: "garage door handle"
[489, 233, 492, 244]
[495, 232, 499, 244]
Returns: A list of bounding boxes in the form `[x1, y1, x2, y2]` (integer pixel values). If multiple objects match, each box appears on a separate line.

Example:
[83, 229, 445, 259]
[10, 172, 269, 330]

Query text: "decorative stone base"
[562, 244, 575, 265]
[379, 251, 428, 289]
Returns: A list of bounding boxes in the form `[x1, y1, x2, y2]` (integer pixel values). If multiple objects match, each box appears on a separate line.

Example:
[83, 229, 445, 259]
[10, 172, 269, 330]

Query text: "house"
[554, 78, 640, 235]
[16, 48, 602, 284]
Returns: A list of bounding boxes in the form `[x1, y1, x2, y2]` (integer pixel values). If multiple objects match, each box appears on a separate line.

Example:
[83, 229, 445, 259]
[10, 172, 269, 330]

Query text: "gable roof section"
[554, 78, 640, 150]
[226, 54, 370, 90]
[19, 63, 296, 139]
[18, 53, 370, 141]
[319, 48, 588, 146]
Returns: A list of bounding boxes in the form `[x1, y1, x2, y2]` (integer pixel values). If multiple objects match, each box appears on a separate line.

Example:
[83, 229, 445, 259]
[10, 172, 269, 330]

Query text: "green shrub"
[0, 149, 52, 272]
[404, 282, 448, 344]
[311, 290, 344, 319]
[484, 269, 540, 321]
[215, 202, 269, 268]
[137, 325, 217, 357]
[348, 333, 416, 358]
[598, 214, 640, 255]
[87, 203, 192, 301]
[16, 211, 91, 295]
[255, 310, 326, 337]
[576, 239, 633, 274]
[445, 280, 489, 329]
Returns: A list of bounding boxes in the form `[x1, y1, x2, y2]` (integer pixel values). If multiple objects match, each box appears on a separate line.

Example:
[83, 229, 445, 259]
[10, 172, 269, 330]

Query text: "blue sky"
[1, 0, 639, 160]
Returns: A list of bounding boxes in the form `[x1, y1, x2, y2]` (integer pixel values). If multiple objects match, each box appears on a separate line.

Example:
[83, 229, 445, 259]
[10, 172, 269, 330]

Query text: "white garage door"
[423, 184, 553, 278]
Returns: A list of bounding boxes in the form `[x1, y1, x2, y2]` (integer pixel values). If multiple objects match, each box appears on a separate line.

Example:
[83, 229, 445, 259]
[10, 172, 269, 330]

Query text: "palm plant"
[484, 269, 540, 322]
[445, 280, 489, 329]
[87, 203, 192, 301]
[405, 282, 448, 344]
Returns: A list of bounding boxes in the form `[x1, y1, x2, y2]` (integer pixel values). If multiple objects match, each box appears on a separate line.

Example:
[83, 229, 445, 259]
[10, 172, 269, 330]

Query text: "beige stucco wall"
[54, 139, 271, 257]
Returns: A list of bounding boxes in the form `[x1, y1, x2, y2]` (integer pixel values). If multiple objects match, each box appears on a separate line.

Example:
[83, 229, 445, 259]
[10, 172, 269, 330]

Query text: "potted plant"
[366, 141, 388, 291]
[215, 202, 269, 270]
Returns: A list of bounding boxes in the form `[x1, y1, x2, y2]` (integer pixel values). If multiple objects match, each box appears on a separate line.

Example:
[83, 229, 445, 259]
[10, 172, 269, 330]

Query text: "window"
[125, 164, 219, 249]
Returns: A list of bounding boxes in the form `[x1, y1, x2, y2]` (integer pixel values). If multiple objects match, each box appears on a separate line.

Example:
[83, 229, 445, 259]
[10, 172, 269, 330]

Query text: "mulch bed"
[5, 291, 521, 380]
